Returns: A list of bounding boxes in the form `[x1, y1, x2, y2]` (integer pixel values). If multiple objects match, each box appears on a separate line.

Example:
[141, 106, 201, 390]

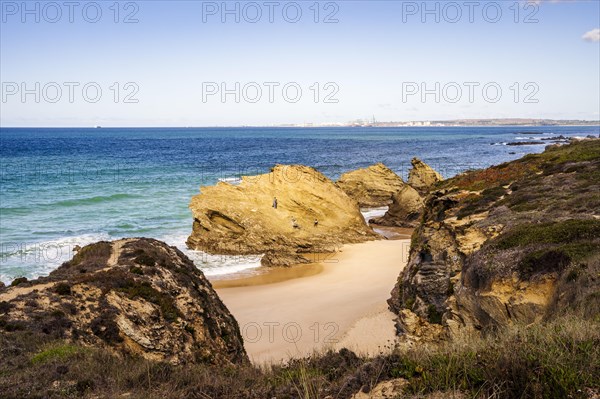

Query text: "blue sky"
[1, 0, 599, 126]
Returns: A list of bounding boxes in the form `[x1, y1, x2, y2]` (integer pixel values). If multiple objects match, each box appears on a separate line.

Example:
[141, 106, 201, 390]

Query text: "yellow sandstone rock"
[187, 165, 379, 265]
[336, 163, 405, 208]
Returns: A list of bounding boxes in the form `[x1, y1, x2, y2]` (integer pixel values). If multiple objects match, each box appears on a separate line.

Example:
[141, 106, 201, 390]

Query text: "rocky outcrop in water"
[369, 159, 442, 227]
[187, 165, 379, 266]
[336, 163, 405, 208]
[369, 184, 424, 228]
[407, 158, 443, 193]
[389, 139, 600, 339]
[0, 238, 248, 365]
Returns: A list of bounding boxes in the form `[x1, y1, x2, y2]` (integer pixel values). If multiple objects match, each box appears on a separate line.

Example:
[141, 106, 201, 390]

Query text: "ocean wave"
[0, 207, 31, 216]
[218, 177, 242, 185]
[53, 193, 141, 208]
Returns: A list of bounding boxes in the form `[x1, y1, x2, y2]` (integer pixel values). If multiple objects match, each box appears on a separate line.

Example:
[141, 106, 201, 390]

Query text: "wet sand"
[213, 238, 410, 364]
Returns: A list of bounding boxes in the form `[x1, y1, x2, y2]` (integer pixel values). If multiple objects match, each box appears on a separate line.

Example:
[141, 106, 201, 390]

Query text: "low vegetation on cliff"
[390, 139, 600, 338]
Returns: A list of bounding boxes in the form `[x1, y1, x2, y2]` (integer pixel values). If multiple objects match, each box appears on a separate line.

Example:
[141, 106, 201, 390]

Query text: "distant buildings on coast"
[280, 118, 599, 128]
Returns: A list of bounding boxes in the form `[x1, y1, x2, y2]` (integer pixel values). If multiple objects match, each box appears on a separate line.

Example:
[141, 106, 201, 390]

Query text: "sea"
[1, 126, 599, 284]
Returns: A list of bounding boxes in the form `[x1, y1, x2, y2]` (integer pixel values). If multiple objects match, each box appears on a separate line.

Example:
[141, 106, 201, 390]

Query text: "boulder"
[0, 238, 248, 365]
[369, 184, 424, 227]
[187, 165, 378, 265]
[336, 163, 405, 208]
[407, 158, 443, 192]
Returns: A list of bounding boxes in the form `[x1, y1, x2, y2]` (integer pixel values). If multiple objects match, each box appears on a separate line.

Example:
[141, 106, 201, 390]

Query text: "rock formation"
[187, 165, 379, 266]
[407, 158, 443, 192]
[0, 238, 248, 365]
[389, 139, 600, 339]
[369, 184, 424, 228]
[336, 163, 405, 208]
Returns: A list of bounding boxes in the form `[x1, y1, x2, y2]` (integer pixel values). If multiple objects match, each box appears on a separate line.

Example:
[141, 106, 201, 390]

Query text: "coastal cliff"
[187, 164, 378, 266]
[389, 139, 600, 339]
[0, 238, 248, 365]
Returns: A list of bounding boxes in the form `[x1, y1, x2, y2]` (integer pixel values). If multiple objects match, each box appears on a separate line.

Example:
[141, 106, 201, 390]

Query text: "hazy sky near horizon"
[1, 0, 599, 126]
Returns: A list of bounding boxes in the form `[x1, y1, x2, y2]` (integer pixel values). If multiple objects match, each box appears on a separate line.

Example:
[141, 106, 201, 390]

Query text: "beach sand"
[213, 237, 411, 364]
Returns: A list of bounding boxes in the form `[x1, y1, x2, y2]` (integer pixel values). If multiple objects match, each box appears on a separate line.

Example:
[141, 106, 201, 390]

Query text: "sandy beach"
[213, 237, 411, 364]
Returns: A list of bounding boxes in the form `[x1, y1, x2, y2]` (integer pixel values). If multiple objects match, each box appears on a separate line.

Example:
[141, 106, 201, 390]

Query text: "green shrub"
[427, 304, 443, 325]
[496, 219, 600, 250]
[31, 344, 81, 364]
[54, 282, 72, 296]
[129, 266, 144, 275]
[10, 277, 28, 287]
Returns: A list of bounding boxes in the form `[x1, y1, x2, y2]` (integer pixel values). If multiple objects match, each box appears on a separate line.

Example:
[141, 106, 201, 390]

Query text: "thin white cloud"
[582, 28, 600, 42]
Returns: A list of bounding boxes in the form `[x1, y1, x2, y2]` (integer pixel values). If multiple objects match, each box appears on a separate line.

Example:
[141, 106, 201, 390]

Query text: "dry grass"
[1, 317, 598, 399]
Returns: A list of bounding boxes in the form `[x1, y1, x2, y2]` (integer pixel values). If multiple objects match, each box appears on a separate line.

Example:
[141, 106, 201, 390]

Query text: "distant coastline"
[2, 119, 600, 129]
[275, 118, 600, 128]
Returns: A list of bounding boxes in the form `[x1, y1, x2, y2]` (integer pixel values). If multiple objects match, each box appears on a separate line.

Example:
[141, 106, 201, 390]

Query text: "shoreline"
[209, 225, 412, 288]
[214, 238, 410, 364]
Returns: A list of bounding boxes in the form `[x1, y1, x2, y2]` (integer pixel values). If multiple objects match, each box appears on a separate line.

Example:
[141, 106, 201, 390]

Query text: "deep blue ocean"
[1, 126, 599, 284]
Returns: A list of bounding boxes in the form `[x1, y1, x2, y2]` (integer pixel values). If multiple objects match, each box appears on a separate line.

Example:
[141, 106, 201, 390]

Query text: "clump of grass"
[68, 242, 112, 267]
[402, 316, 600, 398]
[495, 219, 600, 250]
[517, 242, 599, 278]
[31, 344, 82, 365]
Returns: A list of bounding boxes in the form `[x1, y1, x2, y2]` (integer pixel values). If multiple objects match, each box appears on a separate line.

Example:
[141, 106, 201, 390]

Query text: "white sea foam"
[159, 233, 262, 277]
[361, 207, 388, 222]
[0, 233, 111, 284]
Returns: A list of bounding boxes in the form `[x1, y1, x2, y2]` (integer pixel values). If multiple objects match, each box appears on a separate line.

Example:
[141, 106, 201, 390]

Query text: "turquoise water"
[1, 126, 598, 284]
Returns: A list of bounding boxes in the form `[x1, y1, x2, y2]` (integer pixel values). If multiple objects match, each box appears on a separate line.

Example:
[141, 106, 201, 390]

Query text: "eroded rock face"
[389, 139, 600, 339]
[336, 163, 405, 208]
[0, 238, 248, 365]
[187, 165, 378, 264]
[369, 184, 424, 227]
[408, 158, 443, 192]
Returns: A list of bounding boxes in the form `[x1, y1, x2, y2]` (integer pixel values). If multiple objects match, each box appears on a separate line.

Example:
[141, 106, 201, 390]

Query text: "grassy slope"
[0, 317, 598, 398]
